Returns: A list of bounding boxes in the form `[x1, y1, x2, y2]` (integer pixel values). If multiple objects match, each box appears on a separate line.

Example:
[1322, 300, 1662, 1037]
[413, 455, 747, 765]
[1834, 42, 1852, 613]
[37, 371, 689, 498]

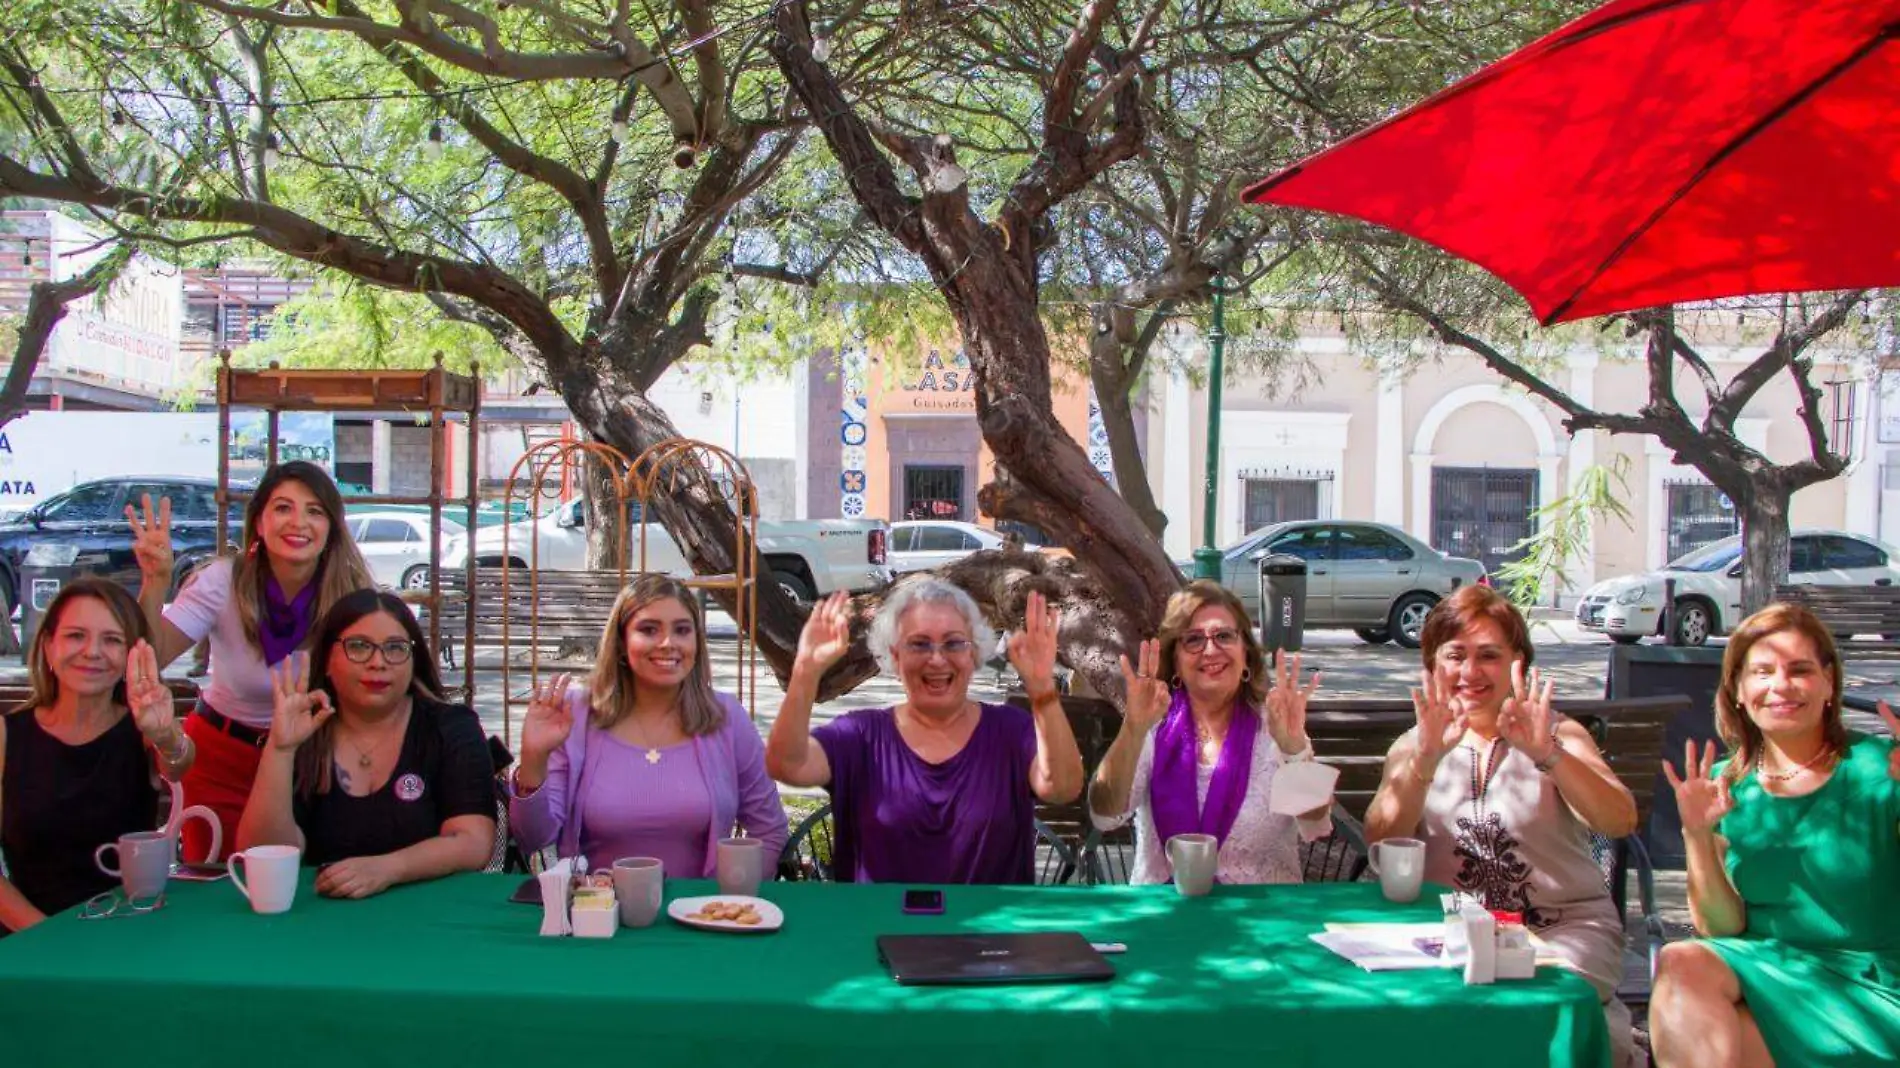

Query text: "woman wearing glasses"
[1088, 581, 1333, 884]
[235, 590, 493, 898]
[506, 576, 786, 876]
[768, 579, 1084, 883]
[1363, 585, 1639, 1066]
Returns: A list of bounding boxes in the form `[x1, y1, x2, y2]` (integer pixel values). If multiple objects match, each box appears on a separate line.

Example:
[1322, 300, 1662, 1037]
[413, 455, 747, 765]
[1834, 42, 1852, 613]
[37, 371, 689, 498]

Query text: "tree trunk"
[1734, 480, 1793, 619]
[580, 445, 621, 571]
[1087, 309, 1167, 540]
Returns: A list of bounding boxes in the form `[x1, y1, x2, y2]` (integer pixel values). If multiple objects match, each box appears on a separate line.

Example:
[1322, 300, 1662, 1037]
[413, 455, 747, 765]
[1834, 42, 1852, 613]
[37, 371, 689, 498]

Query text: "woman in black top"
[236, 590, 492, 898]
[1, 579, 195, 933]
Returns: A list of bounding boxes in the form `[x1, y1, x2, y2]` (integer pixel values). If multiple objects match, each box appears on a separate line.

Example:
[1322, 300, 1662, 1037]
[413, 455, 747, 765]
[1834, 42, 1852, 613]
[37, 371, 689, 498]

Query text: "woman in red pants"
[129, 461, 374, 861]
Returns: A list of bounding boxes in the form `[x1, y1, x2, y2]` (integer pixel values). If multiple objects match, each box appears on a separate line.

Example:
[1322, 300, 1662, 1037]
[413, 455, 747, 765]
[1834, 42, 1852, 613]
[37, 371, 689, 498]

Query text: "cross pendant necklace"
[644, 748, 662, 766]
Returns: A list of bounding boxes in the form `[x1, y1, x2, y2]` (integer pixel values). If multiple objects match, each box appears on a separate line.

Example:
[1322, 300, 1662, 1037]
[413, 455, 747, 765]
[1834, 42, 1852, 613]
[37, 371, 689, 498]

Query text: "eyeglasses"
[899, 638, 975, 659]
[79, 888, 164, 920]
[1180, 629, 1242, 654]
[340, 637, 414, 665]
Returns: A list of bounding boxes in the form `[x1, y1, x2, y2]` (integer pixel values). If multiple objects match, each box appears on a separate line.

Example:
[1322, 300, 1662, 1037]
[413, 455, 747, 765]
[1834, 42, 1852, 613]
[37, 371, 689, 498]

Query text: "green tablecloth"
[0, 875, 1608, 1067]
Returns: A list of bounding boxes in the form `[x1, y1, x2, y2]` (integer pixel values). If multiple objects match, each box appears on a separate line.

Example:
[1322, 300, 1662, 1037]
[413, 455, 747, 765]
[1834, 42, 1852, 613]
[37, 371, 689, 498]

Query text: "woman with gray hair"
[767, 579, 1083, 883]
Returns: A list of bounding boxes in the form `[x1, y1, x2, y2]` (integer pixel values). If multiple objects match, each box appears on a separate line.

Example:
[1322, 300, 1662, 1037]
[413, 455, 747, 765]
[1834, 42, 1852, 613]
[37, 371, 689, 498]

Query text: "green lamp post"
[1192, 276, 1227, 581]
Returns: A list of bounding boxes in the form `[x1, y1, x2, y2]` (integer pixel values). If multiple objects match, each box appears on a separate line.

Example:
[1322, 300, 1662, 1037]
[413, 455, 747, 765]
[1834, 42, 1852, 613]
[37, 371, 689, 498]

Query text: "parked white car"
[438, 497, 892, 603]
[346, 511, 466, 591]
[889, 521, 1011, 574]
[1575, 529, 1900, 646]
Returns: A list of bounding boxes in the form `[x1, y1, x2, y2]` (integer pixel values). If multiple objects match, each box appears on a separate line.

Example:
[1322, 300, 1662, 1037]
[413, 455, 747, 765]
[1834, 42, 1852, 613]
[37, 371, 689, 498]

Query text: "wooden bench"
[421, 568, 634, 670]
[1773, 583, 1900, 658]
[0, 679, 200, 719]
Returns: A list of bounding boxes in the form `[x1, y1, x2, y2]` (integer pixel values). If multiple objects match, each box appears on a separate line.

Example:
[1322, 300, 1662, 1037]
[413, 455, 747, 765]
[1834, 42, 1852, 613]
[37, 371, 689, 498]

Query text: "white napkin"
[538, 859, 573, 937]
[1269, 760, 1340, 816]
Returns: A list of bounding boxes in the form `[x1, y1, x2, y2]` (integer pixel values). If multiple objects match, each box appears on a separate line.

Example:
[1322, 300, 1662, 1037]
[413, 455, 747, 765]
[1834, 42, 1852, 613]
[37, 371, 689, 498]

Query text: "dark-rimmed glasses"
[340, 637, 414, 665]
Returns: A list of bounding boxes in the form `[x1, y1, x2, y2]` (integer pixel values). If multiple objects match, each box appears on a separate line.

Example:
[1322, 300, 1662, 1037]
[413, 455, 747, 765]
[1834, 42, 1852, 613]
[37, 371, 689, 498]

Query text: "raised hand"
[125, 639, 176, 741]
[1664, 739, 1735, 837]
[1264, 650, 1321, 755]
[267, 652, 335, 753]
[124, 493, 174, 582]
[1007, 590, 1061, 700]
[1879, 701, 1900, 782]
[1497, 659, 1556, 764]
[1410, 667, 1468, 769]
[795, 591, 854, 674]
[519, 672, 575, 762]
[1117, 638, 1169, 735]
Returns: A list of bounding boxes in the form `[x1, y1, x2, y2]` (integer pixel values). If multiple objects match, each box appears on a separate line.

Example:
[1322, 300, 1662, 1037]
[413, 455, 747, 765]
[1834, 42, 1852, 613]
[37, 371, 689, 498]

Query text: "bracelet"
[1533, 740, 1567, 773]
[1282, 745, 1315, 764]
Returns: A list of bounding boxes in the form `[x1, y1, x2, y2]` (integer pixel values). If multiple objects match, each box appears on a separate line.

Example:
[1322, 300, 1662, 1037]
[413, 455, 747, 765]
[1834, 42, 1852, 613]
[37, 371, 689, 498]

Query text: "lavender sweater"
[508, 688, 787, 877]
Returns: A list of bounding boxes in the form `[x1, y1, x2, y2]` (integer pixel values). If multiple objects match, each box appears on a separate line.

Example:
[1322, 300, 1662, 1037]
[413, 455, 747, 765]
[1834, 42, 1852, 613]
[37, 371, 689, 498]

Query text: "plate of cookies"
[667, 895, 784, 933]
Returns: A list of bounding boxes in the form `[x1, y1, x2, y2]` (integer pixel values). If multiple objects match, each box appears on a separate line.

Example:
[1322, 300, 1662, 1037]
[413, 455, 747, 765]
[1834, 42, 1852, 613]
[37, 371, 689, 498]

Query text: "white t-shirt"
[163, 557, 281, 728]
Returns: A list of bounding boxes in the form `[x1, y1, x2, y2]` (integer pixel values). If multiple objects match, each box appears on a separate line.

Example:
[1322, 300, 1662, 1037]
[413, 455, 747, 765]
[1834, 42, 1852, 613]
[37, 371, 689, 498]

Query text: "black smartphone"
[173, 863, 228, 883]
[509, 877, 542, 905]
[901, 889, 945, 915]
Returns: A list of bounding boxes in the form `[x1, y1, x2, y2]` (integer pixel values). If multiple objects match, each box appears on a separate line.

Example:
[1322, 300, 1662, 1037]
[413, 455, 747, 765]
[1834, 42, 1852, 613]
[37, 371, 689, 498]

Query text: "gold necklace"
[1756, 746, 1835, 783]
[344, 714, 406, 769]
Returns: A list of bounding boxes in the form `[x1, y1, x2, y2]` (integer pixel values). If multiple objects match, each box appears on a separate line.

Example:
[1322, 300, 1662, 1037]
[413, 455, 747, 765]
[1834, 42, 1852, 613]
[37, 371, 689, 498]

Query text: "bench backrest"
[0, 679, 200, 717]
[1303, 694, 1688, 823]
[1773, 583, 1900, 633]
[423, 568, 632, 652]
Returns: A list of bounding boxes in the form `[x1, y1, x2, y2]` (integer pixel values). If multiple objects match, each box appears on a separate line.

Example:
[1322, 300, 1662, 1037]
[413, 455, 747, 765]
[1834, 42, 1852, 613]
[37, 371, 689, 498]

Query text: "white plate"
[667, 895, 784, 933]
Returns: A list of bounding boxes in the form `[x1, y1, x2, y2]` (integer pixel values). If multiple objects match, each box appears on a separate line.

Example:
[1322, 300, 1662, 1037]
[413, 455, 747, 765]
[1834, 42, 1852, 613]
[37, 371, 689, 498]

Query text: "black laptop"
[876, 932, 1116, 986]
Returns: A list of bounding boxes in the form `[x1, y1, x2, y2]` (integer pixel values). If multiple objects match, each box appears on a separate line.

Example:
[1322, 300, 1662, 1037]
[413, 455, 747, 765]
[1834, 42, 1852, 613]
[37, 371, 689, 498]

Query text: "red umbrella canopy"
[1245, 0, 1900, 324]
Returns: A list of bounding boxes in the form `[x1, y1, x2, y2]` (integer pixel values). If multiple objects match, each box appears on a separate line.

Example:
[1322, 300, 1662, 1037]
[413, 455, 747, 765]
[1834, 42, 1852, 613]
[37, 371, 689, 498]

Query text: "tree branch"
[0, 155, 573, 360]
[2, 244, 136, 428]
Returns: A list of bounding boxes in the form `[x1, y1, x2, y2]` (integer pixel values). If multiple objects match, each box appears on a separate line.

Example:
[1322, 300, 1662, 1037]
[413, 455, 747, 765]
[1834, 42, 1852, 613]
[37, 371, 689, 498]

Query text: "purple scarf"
[259, 574, 318, 667]
[1150, 689, 1259, 851]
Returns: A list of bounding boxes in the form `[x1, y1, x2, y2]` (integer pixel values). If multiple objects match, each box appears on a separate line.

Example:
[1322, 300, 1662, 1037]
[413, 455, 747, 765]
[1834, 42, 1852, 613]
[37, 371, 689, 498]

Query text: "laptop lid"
[876, 932, 1116, 986]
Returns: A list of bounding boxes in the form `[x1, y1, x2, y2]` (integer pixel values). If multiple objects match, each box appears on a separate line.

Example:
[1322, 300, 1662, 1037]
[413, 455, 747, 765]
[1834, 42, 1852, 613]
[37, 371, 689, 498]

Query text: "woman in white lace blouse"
[1088, 581, 1333, 885]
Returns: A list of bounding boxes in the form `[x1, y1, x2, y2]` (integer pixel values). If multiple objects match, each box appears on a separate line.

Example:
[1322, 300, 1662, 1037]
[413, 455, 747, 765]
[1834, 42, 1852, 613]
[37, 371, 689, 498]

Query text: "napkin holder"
[538, 859, 574, 937]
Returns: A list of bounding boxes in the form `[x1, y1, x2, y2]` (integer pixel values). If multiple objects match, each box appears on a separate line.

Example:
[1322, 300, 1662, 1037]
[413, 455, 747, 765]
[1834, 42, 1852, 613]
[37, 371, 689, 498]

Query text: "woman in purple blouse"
[507, 576, 785, 876]
[766, 579, 1084, 884]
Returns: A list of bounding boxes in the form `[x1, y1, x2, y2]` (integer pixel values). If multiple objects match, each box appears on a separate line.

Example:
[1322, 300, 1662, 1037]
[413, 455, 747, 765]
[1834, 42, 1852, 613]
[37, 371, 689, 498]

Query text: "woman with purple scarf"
[1089, 581, 1333, 885]
[768, 579, 1084, 884]
[129, 461, 375, 862]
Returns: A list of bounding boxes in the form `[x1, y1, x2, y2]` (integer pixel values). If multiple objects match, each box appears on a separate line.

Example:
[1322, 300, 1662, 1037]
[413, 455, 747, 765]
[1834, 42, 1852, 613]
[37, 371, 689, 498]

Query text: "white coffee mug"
[229, 845, 301, 915]
[1368, 837, 1426, 903]
[1165, 833, 1218, 897]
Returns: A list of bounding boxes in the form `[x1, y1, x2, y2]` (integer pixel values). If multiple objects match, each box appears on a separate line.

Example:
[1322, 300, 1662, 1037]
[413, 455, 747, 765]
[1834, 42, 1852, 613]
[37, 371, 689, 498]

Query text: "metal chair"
[778, 802, 836, 882]
[1077, 824, 1137, 885]
[776, 801, 1078, 885]
[1299, 803, 1373, 883]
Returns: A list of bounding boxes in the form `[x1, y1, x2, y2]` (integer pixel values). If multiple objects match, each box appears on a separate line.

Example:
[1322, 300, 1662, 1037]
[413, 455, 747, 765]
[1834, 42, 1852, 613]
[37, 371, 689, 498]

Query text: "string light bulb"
[611, 117, 629, 143]
[424, 121, 444, 160]
[263, 132, 281, 169]
[811, 37, 833, 62]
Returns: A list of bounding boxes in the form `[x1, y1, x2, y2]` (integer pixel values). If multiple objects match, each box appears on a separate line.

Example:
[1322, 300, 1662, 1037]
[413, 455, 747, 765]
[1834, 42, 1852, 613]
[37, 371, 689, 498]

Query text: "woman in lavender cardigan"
[507, 576, 785, 875]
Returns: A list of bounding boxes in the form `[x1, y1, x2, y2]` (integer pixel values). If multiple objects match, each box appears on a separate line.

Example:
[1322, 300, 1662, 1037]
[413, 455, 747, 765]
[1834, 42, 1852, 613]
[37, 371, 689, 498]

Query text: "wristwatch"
[1533, 738, 1567, 773]
[1282, 744, 1315, 764]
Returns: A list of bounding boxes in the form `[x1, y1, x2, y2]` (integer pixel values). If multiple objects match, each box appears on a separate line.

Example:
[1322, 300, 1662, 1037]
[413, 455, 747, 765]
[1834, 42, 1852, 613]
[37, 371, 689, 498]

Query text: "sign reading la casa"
[882, 349, 977, 415]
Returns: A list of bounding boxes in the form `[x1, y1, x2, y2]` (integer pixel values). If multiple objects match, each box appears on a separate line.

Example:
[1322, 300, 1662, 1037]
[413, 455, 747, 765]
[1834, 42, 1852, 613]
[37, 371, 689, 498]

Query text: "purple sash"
[260, 574, 318, 667]
[1150, 689, 1258, 850]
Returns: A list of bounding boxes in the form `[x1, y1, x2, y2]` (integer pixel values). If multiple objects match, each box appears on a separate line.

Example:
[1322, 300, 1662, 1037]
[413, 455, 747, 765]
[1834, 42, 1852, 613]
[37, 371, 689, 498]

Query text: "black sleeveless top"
[1, 708, 158, 926]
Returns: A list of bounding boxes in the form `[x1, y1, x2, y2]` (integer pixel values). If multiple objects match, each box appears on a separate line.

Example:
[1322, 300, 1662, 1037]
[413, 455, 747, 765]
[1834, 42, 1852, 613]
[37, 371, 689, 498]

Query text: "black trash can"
[1256, 554, 1307, 653]
[18, 542, 84, 648]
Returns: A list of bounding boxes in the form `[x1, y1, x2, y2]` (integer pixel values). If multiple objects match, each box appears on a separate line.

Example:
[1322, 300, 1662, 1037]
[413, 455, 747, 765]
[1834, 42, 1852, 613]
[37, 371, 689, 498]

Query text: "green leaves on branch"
[1494, 456, 1635, 608]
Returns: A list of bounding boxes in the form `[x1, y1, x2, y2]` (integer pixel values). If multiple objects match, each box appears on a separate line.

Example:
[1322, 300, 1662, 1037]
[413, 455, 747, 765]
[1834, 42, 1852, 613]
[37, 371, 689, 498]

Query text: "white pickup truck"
[437, 497, 893, 603]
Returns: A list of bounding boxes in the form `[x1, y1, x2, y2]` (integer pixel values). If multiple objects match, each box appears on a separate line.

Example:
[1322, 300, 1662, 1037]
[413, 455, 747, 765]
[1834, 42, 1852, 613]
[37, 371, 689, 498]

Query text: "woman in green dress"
[1651, 603, 1900, 1067]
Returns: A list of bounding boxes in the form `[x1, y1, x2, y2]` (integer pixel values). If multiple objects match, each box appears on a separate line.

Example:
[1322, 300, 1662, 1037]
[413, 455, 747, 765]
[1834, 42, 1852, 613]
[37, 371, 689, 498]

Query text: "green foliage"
[236, 278, 510, 375]
[1493, 456, 1636, 609]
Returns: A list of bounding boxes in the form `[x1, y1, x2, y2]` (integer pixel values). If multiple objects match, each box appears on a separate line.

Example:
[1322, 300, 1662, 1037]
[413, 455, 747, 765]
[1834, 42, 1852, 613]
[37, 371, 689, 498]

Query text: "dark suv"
[0, 476, 239, 611]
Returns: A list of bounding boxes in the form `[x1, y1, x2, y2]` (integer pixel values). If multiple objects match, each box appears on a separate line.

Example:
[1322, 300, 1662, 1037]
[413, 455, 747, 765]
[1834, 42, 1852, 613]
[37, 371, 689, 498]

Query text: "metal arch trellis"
[630, 438, 761, 720]
[497, 438, 631, 748]
[494, 435, 762, 746]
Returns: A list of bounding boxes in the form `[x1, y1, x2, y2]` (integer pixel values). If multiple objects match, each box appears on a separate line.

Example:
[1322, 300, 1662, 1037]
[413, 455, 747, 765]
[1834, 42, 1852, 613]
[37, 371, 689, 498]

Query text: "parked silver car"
[1205, 520, 1489, 647]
